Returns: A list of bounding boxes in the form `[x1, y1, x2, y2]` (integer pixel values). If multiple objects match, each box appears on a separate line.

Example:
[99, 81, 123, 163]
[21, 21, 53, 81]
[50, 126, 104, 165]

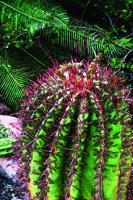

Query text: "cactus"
[0, 124, 14, 156]
[14, 59, 132, 200]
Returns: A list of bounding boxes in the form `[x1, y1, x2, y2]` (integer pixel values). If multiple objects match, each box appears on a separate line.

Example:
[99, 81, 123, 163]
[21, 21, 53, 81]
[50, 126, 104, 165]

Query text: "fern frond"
[0, 0, 69, 38]
[0, 54, 28, 109]
[45, 21, 131, 59]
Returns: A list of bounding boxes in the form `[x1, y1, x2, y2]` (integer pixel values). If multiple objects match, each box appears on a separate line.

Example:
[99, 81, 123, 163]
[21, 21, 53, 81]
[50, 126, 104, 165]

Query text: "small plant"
[0, 124, 14, 155]
[14, 59, 132, 200]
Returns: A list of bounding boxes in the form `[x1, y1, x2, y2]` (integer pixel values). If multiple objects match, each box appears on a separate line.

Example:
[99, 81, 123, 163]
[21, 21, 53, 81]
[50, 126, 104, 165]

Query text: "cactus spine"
[14, 59, 132, 200]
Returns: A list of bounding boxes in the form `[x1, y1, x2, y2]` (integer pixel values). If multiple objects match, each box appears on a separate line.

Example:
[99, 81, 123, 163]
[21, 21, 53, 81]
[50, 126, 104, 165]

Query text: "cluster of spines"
[13, 60, 132, 200]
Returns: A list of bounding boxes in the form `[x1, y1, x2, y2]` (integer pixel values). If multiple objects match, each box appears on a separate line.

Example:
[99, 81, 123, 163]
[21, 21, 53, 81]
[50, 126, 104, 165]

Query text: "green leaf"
[45, 21, 131, 58]
[0, 0, 69, 38]
[0, 54, 28, 109]
[0, 124, 14, 156]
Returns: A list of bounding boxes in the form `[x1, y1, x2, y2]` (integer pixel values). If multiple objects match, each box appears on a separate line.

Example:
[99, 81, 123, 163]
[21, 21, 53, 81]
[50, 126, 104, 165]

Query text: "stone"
[0, 115, 22, 181]
[0, 115, 22, 138]
[0, 158, 19, 180]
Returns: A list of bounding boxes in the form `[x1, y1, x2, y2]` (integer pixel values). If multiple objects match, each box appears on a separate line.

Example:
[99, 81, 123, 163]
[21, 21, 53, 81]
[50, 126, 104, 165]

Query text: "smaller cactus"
[14, 59, 132, 200]
[0, 124, 14, 156]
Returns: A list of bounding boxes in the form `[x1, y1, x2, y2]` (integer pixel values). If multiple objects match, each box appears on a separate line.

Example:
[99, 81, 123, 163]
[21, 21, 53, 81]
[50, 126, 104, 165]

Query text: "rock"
[0, 175, 24, 200]
[0, 158, 19, 181]
[0, 115, 24, 199]
[0, 115, 22, 138]
[0, 115, 22, 180]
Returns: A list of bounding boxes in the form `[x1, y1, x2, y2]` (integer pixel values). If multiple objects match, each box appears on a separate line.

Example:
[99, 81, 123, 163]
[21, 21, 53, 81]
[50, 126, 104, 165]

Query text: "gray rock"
[0, 115, 22, 138]
[0, 175, 24, 200]
[0, 115, 22, 180]
[0, 158, 19, 181]
[0, 115, 24, 199]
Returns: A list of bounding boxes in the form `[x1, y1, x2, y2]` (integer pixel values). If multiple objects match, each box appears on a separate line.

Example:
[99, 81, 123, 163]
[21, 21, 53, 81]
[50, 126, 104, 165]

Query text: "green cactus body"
[15, 61, 132, 200]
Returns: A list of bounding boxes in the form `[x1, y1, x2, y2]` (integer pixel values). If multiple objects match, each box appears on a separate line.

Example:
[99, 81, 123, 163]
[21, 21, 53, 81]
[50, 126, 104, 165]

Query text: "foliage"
[59, 0, 133, 36]
[49, 24, 131, 58]
[0, 53, 28, 109]
[0, 123, 14, 155]
[0, 0, 69, 48]
[14, 61, 132, 200]
[94, 0, 133, 35]
[110, 58, 133, 71]
[0, 0, 69, 109]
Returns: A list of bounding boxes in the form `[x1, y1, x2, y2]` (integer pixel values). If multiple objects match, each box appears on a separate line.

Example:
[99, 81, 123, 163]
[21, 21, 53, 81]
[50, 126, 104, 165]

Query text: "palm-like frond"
[45, 21, 131, 59]
[60, 26, 131, 58]
[0, 0, 69, 38]
[0, 54, 28, 109]
[0, 0, 131, 60]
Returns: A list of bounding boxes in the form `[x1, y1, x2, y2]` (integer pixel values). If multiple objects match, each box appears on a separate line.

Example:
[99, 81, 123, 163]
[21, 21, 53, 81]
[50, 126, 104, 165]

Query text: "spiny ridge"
[14, 60, 132, 200]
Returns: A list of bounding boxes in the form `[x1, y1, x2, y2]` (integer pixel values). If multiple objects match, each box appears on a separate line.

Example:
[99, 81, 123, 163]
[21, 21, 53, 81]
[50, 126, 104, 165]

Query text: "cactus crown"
[14, 59, 132, 200]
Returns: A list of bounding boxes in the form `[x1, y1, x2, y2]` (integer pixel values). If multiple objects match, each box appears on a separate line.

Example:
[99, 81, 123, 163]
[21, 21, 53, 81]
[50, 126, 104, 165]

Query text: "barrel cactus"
[14, 59, 132, 200]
